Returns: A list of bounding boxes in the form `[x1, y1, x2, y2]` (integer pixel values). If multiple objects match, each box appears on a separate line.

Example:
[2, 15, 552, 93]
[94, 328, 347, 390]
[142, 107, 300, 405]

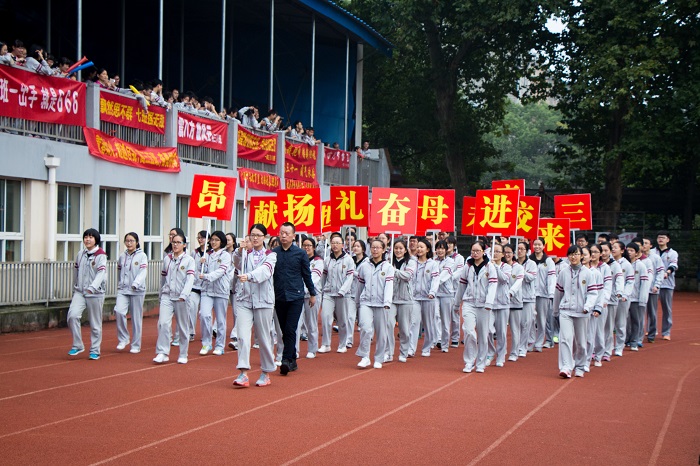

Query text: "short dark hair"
[566, 245, 582, 256]
[281, 221, 296, 233]
[435, 240, 448, 250]
[657, 230, 670, 239]
[211, 231, 227, 246]
[83, 228, 101, 246]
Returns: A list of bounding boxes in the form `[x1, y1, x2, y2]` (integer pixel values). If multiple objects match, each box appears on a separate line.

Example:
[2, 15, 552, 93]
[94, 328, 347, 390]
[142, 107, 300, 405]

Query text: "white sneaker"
[518, 351, 527, 358]
[357, 357, 371, 368]
[373, 362, 382, 369]
[508, 355, 518, 362]
[398, 356, 407, 363]
[275, 360, 282, 367]
[318, 345, 331, 353]
[212, 348, 223, 356]
[116, 341, 128, 351]
[383, 354, 393, 363]
[177, 357, 188, 364]
[496, 362, 504, 367]
[252, 343, 260, 349]
[421, 351, 430, 357]
[594, 360, 603, 367]
[337, 346, 347, 353]
[306, 352, 316, 359]
[153, 354, 169, 364]
[614, 350, 623, 357]
[129, 347, 140, 354]
[463, 365, 473, 373]
[199, 346, 211, 355]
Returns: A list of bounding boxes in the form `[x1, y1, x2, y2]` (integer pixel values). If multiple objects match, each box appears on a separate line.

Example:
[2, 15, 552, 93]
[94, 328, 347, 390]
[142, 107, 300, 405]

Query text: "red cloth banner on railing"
[237, 125, 277, 165]
[83, 127, 180, 172]
[285, 140, 317, 183]
[177, 111, 227, 151]
[99, 90, 166, 134]
[285, 179, 319, 189]
[238, 167, 281, 193]
[0, 65, 86, 126]
[324, 147, 350, 169]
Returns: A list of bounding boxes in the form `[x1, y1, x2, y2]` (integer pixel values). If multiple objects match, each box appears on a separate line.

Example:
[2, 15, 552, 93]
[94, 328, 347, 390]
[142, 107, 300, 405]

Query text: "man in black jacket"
[273, 222, 316, 375]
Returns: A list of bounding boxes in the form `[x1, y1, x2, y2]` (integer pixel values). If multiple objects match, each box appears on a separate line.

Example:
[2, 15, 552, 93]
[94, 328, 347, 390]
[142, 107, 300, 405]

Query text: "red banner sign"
[517, 196, 541, 240]
[473, 189, 519, 237]
[249, 196, 280, 236]
[330, 186, 369, 228]
[492, 179, 526, 196]
[187, 174, 237, 220]
[237, 125, 277, 165]
[369, 188, 419, 235]
[237, 168, 280, 193]
[285, 179, 319, 189]
[321, 200, 336, 232]
[554, 193, 592, 230]
[99, 90, 166, 134]
[285, 140, 317, 183]
[461, 196, 476, 236]
[0, 65, 86, 126]
[538, 218, 571, 258]
[416, 189, 456, 235]
[278, 188, 322, 234]
[324, 147, 351, 169]
[83, 127, 180, 172]
[177, 111, 227, 151]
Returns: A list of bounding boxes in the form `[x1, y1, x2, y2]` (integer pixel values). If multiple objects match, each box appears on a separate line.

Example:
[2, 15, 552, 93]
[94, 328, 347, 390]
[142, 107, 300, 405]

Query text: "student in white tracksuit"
[612, 241, 635, 356]
[453, 241, 498, 373]
[553, 245, 599, 378]
[488, 243, 514, 367]
[188, 230, 209, 341]
[225, 233, 238, 345]
[355, 239, 395, 369]
[626, 242, 650, 350]
[588, 244, 611, 367]
[320, 235, 355, 354]
[411, 238, 440, 357]
[348, 240, 369, 348]
[503, 245, 524, 363]
[114, 232, 148, 354]
[299, 236, 323, 358]
[198, 231, 232, 356]
[154, 234, 195, 364]
[516, 242, 537, 358]
[600, 242, 623, 361]
[67, 229, 107, 360]
[391, 240, 417, 363]
[434, 240, 456, 352]
[233, 224, 278, 388]
[529, 239, 556, 352]
[580, 246, 604, 372]
[447, 237, 465, 347]
[641, 236, 664, 343]
[655, 231, 678, 340]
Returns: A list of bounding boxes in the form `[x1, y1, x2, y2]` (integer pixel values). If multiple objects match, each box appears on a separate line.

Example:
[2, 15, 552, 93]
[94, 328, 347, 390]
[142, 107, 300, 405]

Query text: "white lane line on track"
[281, 374, 470, 466]
[648, 363, 700, 466]
[88, 370, 370, 466]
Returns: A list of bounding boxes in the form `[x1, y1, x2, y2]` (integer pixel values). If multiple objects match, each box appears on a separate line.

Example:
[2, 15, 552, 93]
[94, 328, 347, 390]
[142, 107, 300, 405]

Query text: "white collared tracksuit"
[114, 249, 148, 351]
[187, 247, 207, 338]
[626, 258, 650, 348]
[553, 263, 598, 374]
[657, 247, 678, 337]
[411, 259, 440, 355]
[67, 247, 107, 355]
[583, 265, 604, 371]
[321, 252, 355, 351]
[347, 256, 368, 347]
[157, 253, 195, 359]
[355, 259, 394, 364]
[392, 257, 417, 359]
[518, 258, 537, 357]
[614, 257, 635, 355]
[199, 249, 232, 352]
[488, 261, 515, 366]
[435, 255, 456, 350]
[604, 259, 624, 358]
[644, 252, 664, 340]
[235, 249, 277, 374]
[506, 262, 524, 361]
[530, 255, 555, 350]
[453, 259, 498, 372]
[450, 252, 466, 344]
[587, 262, 611, 365]
[297, 255, 323, 356]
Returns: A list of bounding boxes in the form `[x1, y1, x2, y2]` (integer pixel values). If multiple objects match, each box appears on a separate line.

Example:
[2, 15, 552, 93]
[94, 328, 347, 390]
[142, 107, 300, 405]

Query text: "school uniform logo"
[181, 266, 185, 270]
[134, 261, 139, 265]
[512, 274, 517, 278]
[582, 280, 586, 285]
[381, 272, 385, 276]
[91, 261, 95, 266]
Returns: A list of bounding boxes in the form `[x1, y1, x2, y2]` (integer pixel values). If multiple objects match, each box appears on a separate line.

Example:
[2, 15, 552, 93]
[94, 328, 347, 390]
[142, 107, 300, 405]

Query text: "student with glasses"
[115, 232, 148, 354]
[319, 233, 355, 354]
[198, 231, 232, 356]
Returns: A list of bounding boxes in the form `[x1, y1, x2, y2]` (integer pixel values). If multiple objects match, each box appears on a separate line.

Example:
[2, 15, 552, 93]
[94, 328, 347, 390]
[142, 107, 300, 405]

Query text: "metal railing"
[99, 121, 165, 147]
[0, 260, 163, 306]
[0, 115, 85, 144]
[236, 157, 278, 174]
[357, 157, 380, 187]
[177, 143, 227, 168]
[323, 166, 350, 186]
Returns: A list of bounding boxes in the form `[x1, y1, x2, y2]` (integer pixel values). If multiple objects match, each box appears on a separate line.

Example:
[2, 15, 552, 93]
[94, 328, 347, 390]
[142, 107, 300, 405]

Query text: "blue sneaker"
[89, 353, 100, 360]
[68, 348, 84, 356]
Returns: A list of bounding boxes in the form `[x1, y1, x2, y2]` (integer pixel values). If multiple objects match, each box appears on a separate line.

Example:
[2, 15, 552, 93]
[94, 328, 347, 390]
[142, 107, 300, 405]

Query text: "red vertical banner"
[187, 174, 237, 221]
[472, 189, 519, 237]
[249, 196, 280, 236]
[369, 188, 419, 235]
[554, 193, 592, 230]
[492, 179, 526, 195]
[321, 200, 336, 233]
[277, 188, 322, 234]
[538, 218, 571, 258]
[517, 196, 541, 240]
[416, 189, 456, 235]
[329, 186, 369, 228]
[460, 196, 476, 235]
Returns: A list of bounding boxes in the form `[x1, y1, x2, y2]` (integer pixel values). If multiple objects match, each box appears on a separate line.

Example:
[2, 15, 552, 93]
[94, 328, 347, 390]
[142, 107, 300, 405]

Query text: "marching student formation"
[65, 225, 680, 385]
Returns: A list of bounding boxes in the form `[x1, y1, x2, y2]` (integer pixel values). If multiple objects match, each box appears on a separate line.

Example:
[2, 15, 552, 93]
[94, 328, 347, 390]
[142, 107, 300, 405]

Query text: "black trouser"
[276, 298, 304, 362]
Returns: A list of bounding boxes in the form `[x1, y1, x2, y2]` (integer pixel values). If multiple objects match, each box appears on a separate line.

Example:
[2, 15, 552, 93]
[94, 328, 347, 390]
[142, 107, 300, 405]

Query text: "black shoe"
[436, 342, 442, 349]
[280, 360, 290, 376]
[289, 360, 298, 372]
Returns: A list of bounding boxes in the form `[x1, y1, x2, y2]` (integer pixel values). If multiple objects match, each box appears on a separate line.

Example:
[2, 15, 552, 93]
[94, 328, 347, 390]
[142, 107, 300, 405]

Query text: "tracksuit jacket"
[553, 263, 598, 317]
[74, 247, 107, 295]
[116, 249, 148, 295]
[356, 259, 395, 307]
[453, 257, 498, 309]
[160, 252, 195, 300]
[323, 251, 355, 297]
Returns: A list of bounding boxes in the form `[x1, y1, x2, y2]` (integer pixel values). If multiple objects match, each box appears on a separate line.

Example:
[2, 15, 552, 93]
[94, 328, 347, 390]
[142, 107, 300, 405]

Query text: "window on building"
[57, 185, 83, 261]
[176, 196, 190, 243]
[234, 201, 245, 238]
[99, 188, 119, 259]
[143, 193, 162, 259]
[0, 178, 23, 262]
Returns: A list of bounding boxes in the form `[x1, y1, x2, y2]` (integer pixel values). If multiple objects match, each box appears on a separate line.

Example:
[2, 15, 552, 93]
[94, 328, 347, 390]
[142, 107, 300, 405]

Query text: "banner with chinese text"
[0, 65, 86, 126]
[237, 125, 277, 165]
[473, 189, 519, 237]
[249, 196, 280, 236]
[285, 179, 318, 189]
[516, 196, 541, 240]
[187, 174, 236, 220]
[83, 127, 180, 172]
[492, 179, 526, 195]
[285, 140, 317, 183]
[554, 193, 592, 231]
[237, 168, 280, 193]
[538, 218, 571, 258]
[278, 188, 322, 235]
[322, 200, 337, 233]
[416, 189, 455, 235]
[460, 196, 476, 236]
[369, 188, 419, 235]
[99, 90, 166, 134]
[323, 147, 350, 169]
[330, 186, 369, 228]
[177, 111, 227, 151]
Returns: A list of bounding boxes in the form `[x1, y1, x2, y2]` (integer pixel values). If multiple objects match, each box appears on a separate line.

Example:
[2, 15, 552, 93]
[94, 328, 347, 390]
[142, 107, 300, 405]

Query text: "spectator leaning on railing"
[239, 106, 260, 129]
[25, 45, 53, 75]
[261, 108, 282, 132]
[0, 41, 11, 65]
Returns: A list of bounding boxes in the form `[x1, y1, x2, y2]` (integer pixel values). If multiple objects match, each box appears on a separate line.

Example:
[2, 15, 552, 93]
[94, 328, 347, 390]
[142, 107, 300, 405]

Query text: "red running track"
[1, 293, 699, 465]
